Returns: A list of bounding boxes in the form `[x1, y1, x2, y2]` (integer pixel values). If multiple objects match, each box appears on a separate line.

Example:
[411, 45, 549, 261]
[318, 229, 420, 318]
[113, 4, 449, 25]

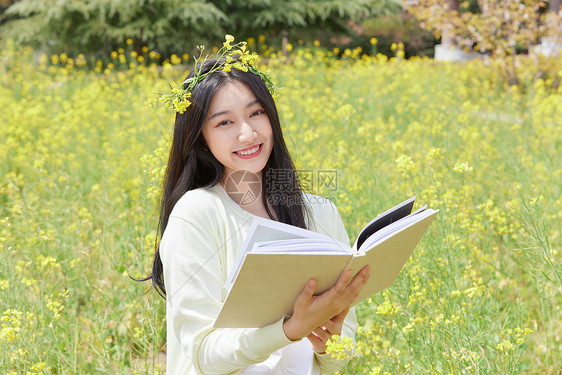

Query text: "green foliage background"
[0, 0, 401, 56]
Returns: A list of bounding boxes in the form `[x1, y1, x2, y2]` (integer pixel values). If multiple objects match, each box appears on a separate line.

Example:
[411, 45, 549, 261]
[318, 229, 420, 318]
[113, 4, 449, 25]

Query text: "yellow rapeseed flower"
[496, 340, 514, 354]
[453, 160, 473, 174]
[30, 362, 47, 372]
[325, 334, 354, 360]
[376, 300, 401, 316]
[395, 154, 416, 176]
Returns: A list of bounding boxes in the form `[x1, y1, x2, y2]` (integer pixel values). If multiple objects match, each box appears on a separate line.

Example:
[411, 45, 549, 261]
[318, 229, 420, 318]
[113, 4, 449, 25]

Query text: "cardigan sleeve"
[160, 215, 295, 375]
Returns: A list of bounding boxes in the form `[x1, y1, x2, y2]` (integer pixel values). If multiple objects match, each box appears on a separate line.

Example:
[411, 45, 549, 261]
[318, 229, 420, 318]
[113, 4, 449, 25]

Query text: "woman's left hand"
[306, 308, 349, 353]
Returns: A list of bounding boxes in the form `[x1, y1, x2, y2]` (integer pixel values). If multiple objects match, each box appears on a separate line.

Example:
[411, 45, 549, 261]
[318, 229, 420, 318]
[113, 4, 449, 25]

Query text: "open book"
[214, 197, 438, 328]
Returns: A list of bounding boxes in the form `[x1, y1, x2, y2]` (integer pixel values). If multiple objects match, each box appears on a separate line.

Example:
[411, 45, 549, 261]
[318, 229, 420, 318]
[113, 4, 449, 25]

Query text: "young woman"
[147, 55, 370, 374]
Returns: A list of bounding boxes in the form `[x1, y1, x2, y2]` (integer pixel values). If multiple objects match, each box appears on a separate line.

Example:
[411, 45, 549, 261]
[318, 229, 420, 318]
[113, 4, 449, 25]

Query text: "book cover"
[214, 198, 438, 328]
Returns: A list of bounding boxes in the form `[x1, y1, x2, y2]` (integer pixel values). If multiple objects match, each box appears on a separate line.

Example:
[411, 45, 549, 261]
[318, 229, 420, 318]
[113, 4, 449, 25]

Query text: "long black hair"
[141, 59, 308, 297]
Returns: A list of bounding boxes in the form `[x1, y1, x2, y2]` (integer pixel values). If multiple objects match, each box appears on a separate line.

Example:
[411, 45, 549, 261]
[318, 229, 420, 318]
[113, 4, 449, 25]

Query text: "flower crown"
[160, 35, 279, 114]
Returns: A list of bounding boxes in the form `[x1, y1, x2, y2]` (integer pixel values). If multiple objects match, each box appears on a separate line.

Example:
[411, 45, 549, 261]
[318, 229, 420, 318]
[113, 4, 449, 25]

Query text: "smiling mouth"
[234, 144, 262, 156]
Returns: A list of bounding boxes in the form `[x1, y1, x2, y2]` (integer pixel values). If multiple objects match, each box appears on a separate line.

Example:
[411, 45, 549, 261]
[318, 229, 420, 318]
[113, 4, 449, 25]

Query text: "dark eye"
[251, 109, 265, 117]
[217, 120, 231, 127]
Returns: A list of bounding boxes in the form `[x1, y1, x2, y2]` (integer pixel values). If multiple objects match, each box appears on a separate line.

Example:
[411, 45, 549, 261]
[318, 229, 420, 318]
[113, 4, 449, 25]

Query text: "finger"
[347, 265, 371, 290]
[326, 308, 349, 330]
[306, 333, 326, 348]
[322, 320, 339, 334]
[331, 269, 353, 295]
[322, 311, 348, 334]
[331, 308, 349, 324]
[336, 267, 370, 306]
[313, 326, 332, 343]
[307, 331, 322, 344]
[295, 278, 317, 308]
[353, 265, 371, 282]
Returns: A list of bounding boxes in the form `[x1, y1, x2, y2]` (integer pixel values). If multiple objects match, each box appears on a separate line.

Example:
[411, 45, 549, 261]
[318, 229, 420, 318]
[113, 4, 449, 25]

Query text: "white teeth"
[236, 145, 259, 156]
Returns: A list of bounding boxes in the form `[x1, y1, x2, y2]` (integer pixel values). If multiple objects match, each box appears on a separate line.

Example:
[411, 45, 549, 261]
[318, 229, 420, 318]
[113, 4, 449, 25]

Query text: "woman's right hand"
[282, 265, 370, 342]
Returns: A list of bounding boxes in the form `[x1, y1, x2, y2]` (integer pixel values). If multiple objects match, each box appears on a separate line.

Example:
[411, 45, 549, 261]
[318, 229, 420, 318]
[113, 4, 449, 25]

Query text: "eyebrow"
[208, 99, 261, 120]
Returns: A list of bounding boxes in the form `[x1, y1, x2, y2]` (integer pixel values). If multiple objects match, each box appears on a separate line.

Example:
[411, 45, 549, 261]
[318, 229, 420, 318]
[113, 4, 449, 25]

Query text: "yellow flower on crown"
[159, 34, 279, 113]
[223, 34, 235, 50]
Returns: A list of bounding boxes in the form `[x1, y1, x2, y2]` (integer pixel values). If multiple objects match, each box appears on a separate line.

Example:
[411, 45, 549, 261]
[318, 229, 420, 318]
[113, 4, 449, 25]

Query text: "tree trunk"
[442, 0, 460, 46]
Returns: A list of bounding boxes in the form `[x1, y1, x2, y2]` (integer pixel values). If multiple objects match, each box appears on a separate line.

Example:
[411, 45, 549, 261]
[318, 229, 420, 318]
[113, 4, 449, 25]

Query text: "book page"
[357, 208, 436, 253]
[253, 238, 352, 254]
[353, 196, 416, 251]
[226, 217, 331, 288]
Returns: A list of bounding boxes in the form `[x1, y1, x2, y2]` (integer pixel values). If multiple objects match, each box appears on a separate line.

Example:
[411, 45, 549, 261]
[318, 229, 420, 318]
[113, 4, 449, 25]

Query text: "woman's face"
[201, 80, 274, 182]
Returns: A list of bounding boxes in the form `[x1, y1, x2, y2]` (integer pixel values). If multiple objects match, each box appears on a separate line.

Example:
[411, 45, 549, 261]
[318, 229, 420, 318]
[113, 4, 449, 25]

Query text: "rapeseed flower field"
[1, 39, 560, 374]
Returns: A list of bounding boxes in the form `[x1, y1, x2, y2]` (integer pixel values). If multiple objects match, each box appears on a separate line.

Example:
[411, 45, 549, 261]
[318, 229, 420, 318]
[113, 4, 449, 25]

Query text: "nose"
[237, 121, 257, 143]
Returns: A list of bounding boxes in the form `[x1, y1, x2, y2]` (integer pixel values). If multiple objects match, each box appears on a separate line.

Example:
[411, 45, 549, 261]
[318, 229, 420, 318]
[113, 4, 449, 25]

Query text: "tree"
[0, 0, 400, 56]
[405, 0, 561, 55]
[442, 0, 459, 47]
[0, 0, 227, 56]
[404, 0, 562, 83]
